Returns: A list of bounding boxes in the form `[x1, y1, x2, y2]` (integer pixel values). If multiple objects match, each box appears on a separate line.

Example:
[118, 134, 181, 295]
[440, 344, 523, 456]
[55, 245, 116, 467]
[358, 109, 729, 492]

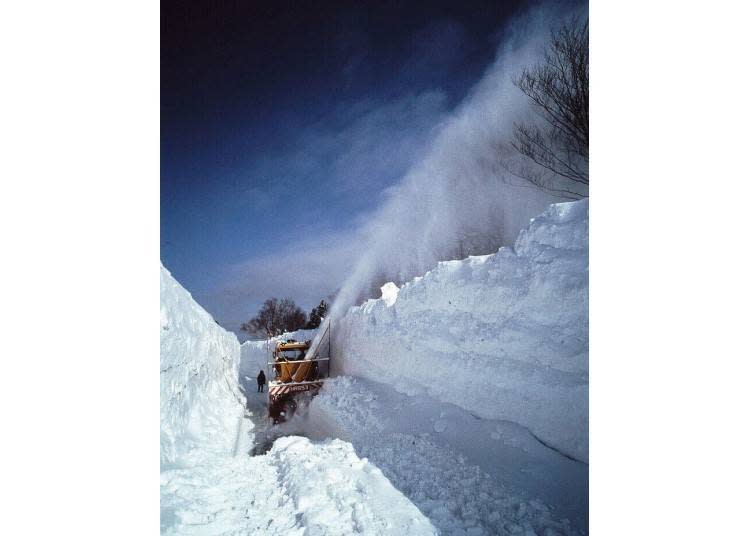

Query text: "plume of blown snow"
[329, 5, 582, 320]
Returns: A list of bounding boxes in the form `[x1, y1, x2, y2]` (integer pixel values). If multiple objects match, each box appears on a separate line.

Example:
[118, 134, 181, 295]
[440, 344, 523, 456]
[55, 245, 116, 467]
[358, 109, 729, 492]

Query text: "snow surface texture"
[333, 200, 589, 462]
[161, 268, 435, 534]
[160, 264, 247, 467]
[304, 376, 583, 535]
[161, 436, 437, 536]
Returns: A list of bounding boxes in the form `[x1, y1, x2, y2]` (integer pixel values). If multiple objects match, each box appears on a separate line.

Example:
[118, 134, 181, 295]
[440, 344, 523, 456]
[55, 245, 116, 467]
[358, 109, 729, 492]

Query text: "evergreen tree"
[305, 300, 329, 329]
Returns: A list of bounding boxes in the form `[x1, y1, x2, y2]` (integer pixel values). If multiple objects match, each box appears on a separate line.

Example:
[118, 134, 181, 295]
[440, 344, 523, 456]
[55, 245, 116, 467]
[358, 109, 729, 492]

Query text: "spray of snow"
[329, 5, 584, 319]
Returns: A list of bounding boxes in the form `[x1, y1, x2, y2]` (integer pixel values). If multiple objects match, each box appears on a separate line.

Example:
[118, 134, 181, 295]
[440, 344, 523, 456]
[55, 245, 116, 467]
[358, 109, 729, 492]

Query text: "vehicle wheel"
[281, 398, 298, 420]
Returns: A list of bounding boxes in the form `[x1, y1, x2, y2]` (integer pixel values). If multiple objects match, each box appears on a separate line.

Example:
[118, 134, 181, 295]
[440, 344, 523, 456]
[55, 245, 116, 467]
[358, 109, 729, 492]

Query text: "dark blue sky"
[161, 0, 534, 334]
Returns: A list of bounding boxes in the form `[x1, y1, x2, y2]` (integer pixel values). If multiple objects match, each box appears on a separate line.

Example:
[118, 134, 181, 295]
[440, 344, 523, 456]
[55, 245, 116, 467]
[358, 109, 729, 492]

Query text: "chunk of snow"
[380, 281, 400, 306]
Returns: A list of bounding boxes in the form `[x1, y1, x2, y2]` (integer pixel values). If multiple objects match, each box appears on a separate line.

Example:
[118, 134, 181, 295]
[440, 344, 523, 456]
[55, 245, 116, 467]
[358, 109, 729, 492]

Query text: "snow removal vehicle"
[267, 320, 331, 423]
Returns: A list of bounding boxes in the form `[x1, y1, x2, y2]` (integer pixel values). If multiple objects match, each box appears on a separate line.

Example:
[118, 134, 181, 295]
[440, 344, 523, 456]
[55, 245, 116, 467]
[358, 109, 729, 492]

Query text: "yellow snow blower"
[267, 320, 331, 423]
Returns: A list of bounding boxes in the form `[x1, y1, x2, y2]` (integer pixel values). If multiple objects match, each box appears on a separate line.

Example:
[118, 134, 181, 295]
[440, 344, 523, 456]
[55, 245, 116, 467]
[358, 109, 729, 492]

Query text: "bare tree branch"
[510, 17, 589, 197]
[241, 297, 307, 338]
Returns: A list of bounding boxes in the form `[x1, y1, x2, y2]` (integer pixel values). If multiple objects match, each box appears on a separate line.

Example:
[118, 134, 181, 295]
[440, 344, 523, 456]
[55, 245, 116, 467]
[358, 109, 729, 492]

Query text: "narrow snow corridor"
[239, 375, 287, 456]
[163, 198, 588, 534]
[161, 266, 438, 535]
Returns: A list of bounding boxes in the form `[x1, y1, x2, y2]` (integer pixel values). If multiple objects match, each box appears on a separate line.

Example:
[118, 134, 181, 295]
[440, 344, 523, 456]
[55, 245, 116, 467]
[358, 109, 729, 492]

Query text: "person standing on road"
[257, 369, 266, 393]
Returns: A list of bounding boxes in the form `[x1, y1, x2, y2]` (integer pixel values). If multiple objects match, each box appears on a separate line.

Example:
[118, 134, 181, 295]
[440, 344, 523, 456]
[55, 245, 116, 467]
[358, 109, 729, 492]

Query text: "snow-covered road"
[240, 374, 587, 535]
[161, 433, 437, 535]
[310, 377, 587, 531]
[162, 379, 442, 535]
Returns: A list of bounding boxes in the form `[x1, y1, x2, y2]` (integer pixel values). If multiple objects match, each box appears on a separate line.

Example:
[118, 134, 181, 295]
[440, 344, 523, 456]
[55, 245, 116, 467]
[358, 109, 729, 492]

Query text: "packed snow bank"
[270, 436, 437, 535]
[160, 265, 246, 467]
[161, 436, 437, 535]
[333, 200, 589, 461]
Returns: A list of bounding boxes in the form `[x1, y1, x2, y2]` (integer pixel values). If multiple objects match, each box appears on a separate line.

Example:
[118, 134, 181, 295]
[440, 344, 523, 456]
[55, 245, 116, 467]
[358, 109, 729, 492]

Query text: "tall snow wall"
[333, 200, 588, 462]
[160, 265, 246, 467]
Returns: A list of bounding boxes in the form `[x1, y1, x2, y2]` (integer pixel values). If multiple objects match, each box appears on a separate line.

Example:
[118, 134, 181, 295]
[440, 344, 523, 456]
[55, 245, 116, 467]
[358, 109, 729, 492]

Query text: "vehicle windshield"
[278, 349, 305, 360]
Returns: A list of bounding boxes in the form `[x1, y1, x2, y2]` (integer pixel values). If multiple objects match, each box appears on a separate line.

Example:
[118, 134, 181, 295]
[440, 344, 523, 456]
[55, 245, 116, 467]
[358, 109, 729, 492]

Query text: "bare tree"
[241, 297, 307, 338]
[511, 17, 589, 199]
[451, 226, 504, 260]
